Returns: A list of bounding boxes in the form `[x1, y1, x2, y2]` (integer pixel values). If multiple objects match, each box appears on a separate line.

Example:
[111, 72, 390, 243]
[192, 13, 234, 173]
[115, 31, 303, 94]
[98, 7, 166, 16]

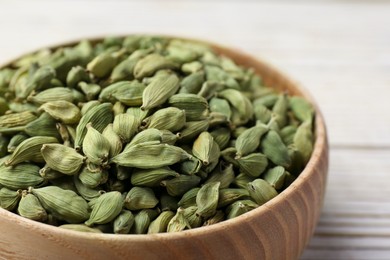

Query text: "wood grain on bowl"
[0, 36, 328, 260]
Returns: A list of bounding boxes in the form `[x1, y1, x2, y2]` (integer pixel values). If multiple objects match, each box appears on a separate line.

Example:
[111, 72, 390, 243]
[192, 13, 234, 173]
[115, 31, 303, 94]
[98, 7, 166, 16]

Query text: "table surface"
[1, 0, 389, 259]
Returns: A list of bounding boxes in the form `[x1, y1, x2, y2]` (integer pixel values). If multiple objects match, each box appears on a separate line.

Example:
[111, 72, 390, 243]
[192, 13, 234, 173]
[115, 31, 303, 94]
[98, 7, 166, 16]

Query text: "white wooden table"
[1, 1, 389, 259]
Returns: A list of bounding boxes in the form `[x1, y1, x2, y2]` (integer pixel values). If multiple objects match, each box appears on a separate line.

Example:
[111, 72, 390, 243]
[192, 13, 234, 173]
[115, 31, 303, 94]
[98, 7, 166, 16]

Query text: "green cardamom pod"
[209, 127, 231, 150]
[217, 188, 250, 208]
[218, 89, 254, 125]
[181, 61, 203, 74]
[109, 57, 137, 83]
[73, 175, 104, 201]
[192, 131, 220, 166]
[113, 210, 135, 234]
[78, 82, 101, 101]
[124, 187, 158, 211]
[27, 87, 74, 105]
[41, 144, 85, 175]
[272, 93, 288, 128]
[203, 210, 224, 226]
[102, 123, 122, 157]
[0, 187, 22, 210]
[167, 208, 190, 233]
[161, 175, 201, 197]
[293, 120, 314, 164]
[289, 96, 314, 123]
[39, 166, 64, 180]
[177, 120, 209, 143]
[179, 70, 205, 94]
[237, 153, 268, 178]
[78, 167, 108, 188]
[7, 134, 28, 153]
[0, 111, 37, 128]
[87, 52, 118, 78]
[260, 130, 291, 167]
[111, 81, 146, 106]
[226, 200, 258, 219]
[160, 193, 179, 212]
[182, 206, 203, 228]
[24, 113, 60, 139]
[205, 163, 235, 189]
[168, 94, 208, 121]
[132, 209, 159, 234]
[39, 100, 81, 124]
[235, 125, 268, 159]
[83, 123, 111, 166]
[143, 107, 185, 132]
[112, 142, 191, 168]
[19, 65, 56, 99]
[254, 103, 272, 124]
[133, 53, 177, 79]
[85, 191, 123, 226]
[247, 179, 278, 205]
[262, 166, 286, 190]
[31, 186, 90, 223]
[6, 136, 58, 166]
[177, 187, 200, 208]
[280, 125, 297, 146]
[233, 172, 255, 189]
[196, 181, 220, 218]
[131, 167, 179, 187]
[17, 191, 47, 222]
[141, 71, 180, 110]
[148, 211, 175, 234]
[113, 114, 139, 143]
[74, 103, 113, 150]
[80, 100, 100, 116]
[112, 101, 126, 116]
[177, 157, 202, 175]
[66, 66, 91, 87]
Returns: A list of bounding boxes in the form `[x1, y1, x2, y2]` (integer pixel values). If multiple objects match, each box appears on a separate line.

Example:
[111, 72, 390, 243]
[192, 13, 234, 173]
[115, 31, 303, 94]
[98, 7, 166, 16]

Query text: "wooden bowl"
[0, 36, 328, 260]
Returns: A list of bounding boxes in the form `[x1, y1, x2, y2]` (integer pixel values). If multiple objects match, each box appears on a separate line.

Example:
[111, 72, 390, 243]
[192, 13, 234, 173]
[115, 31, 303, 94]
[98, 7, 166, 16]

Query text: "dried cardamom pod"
[179, 70, 205, 94]
[31, 186, 90, 223]
[143, 107, 185, 132]
[260, 130, 291, 168]
[132, 209, 159, 234]
[41, 144, 85, 175]
[39, 166, 64, 180]
[177, 187, 200, 208]
[78, 82, 101, 101]
[293, 120, 314, 164]
[148, 211, 175, 234]
[113, 114, 139, 143]
[235, 125, 268, 159]
[192, 131, 219, 166]
[66, 66, 91, 87]
[87, 52, 118, 78]
[112, 142, 191, 168]
[205, 164, 235, 189]
[6, 136, 58, 166]
[141, 71, 180, 110]
[18, 191, 47, 222]
[7, 134, 28, 153]
[131, 167, 179, 187]
[160, 193, 179, 212]
[0, 111, 37, 129]
[217, 188, 250, 208]
[113, 210, 135, 234]
[226, 200, 258, 219]
[85, 191, 123, 226]
[102, 123, 122, 157]
[168, 94, 208, 121]
[39, 100, 81, 124]
[247, 179, 278, 205]
[262, 166, 286, 190]
[0, 187, 22, 210]
[218, 89, 254, 125]
[167, 208, 190, 233]
[27, 87, 74, 104]
[233, 172, 255, 189]
[177, 120, 209, 143]
[83, 123, 111, 166]
[289, 96, 314, 123]
[272, 93, 288, 128]
[124, 187, 158, 211]
[161, 175, 201, 197]
[111, 81, 146, 106]
[196, 181, 220, 218]
[74, 102, 113, 150]
[237, 153, 268, 178]
[79, 167, 108, 188]
[24, 113, 60, 139]
[73, 175, 104, 201]
[134, 53, 177, 79]
[203, 210, 225, 226]
[209, 127, 231, 150]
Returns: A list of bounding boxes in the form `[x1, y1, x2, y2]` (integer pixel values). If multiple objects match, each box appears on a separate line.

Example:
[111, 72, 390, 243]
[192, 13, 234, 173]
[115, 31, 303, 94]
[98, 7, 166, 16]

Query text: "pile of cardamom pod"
[0, 36, 314, 234]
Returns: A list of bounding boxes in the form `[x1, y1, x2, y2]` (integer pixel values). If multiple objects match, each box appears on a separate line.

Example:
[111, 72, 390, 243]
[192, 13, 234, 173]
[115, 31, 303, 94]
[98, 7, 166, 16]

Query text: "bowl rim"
[0, 34, 328, 241]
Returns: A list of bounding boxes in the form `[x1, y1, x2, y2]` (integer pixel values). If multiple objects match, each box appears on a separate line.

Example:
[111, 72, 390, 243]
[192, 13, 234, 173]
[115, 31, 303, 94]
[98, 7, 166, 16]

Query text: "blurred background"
[1, 0, 390, 259]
